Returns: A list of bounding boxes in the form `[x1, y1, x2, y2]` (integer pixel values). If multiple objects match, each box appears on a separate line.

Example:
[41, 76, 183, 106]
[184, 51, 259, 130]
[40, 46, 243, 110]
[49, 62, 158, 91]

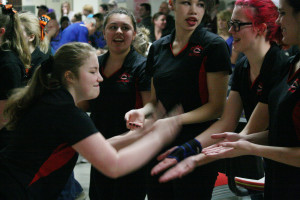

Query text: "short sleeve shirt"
[231, 44, 288, 120]
[264, 53, 300, 199]
[147, 25, 231, 144]
[0, 50, 26, 100]
[89, 48, 150, 137]
[0, 88, 98, 199]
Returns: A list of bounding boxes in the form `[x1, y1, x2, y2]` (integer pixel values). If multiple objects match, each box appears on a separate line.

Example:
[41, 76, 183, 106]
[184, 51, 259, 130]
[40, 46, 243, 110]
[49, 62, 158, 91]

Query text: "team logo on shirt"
[189, 45, 203, 57]
[289, 78, 299, 93]
[256, 82, 263, 96]
[117, 73, 130, 83]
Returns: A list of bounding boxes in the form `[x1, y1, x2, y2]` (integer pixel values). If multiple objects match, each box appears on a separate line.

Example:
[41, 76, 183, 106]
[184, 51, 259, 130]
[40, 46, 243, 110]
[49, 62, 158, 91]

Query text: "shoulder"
[0, 50, 23, 70]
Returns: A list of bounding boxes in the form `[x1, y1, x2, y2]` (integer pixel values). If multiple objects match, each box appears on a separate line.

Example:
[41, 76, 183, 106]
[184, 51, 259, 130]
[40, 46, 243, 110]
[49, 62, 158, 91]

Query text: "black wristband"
[167, 139, 202, 162]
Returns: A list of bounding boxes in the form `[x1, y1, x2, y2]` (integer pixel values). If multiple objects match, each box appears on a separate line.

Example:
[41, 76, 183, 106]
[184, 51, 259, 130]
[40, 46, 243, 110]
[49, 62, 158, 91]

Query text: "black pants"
[89, 165, 147, 200]
[147, 159, 220, 200]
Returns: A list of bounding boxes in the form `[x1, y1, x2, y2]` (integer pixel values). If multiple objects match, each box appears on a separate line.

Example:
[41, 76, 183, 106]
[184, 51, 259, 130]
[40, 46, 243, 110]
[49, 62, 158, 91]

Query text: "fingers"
[157, 146, 178, 161]
[151, 158, 178, 176]
[158, 158, 195, 183]
[210, 133, 228, 139]
[128, 122, 143, 129]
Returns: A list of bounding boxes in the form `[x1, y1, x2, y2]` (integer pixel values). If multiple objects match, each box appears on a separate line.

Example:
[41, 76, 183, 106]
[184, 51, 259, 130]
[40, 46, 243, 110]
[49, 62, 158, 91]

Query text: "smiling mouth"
[113, 38, 124, 42]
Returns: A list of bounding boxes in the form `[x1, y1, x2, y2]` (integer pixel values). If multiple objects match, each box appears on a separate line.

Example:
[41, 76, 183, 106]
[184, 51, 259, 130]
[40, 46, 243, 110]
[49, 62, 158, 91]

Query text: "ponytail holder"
[0, 3, 17, 15]
[39, 15, 51, 41]
[41, 56, 54, 74]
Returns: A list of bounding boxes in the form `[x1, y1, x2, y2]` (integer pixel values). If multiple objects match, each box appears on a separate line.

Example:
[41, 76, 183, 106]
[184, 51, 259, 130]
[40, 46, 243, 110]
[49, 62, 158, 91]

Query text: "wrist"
[167, 138, 202, 162]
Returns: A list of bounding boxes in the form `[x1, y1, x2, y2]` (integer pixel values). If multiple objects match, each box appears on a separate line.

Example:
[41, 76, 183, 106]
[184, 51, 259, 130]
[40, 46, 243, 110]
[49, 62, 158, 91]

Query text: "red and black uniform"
[88, 48, 151, 200]
[264, 53, 300, 199]
[146, 25, 231, 200]
[231, 44, 288, 121]
[0, 88, 98, 200]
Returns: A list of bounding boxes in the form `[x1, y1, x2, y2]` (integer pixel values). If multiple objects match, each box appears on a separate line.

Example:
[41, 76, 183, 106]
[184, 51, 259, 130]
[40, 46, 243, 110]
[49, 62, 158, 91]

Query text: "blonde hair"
[19, 12, 49, 54]
[4, 42, 96, 130]
[83, 4, 94, 14]
[0, 9, 31, 68]
[133, 27, 150, 56]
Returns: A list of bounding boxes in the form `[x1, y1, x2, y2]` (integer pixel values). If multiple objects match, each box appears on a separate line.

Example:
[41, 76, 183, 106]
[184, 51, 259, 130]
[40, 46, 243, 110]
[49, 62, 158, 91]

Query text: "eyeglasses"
[227, 20, 252, 32]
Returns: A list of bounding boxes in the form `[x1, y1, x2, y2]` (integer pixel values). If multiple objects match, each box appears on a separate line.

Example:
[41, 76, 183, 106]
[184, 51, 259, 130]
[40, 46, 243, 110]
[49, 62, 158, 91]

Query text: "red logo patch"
[117, 73, 130, 82]
[289, 78, 300, 93]
[189, 45, 203, 57]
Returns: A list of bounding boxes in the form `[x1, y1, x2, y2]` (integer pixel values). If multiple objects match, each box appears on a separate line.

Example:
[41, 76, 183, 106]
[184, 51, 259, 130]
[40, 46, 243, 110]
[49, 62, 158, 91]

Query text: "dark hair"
[93, 13, 104, 21]
[286, 0, 300, 13]
[4, 42, 96, 130]
[152, 12, 166, 23]
[100, 4, 108, 12]
[235, 0, 282, 43]
[140, 3, 151, 13]
[103, 8, 137, 31]
[46, 11, 56, 20]
[73, 12, 82, 22]
[172, 0, 215, 13]
[60, 16, 70, 25]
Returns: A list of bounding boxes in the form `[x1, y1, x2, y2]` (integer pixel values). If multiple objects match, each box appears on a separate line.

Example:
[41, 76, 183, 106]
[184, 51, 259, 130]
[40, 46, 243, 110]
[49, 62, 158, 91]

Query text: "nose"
[98, 72, 103, 82]
[228, 25, 234, 34]
[116, 27, 122, 33]
[189, 3, 197, 14]
[275, 16, 280, 26]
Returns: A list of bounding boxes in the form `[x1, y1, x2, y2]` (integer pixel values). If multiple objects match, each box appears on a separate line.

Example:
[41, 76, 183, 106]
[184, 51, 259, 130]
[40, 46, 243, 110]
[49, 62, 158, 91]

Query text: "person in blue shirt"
[58, 17, 96, 47]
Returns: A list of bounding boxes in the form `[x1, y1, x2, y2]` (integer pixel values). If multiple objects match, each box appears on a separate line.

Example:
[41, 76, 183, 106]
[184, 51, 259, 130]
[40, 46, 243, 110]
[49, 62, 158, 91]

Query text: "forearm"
[179, 102, 223, 125]
[108, 130, 144, 151]
[195, 117, 239, 148]
[240, 103, 269, 135]
[252, 145, 300, 167]
[244, 130, 269, 145]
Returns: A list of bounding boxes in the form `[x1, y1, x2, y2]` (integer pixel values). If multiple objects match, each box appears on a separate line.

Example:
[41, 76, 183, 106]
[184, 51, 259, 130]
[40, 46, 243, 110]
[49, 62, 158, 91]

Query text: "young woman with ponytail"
[0, 4, 30, 149]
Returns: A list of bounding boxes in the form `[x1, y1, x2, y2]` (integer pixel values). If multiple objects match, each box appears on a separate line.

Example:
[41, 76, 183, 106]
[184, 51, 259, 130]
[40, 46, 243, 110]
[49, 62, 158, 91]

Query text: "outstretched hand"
[158, 156, 198, 183]
[151, 147, 178, 176]
[125, 109, 145, 130]
[203, 140, 254, 159]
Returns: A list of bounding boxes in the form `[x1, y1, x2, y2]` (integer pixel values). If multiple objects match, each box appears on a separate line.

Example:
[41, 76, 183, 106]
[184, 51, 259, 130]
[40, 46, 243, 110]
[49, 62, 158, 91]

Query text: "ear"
[132, 30, 137, 41]
[0, 27, 5, 37]
[28, 34, 35, 43]
[256, 23, 267, 36]
[169, 0, 175, 11]
[64, 71, 74, 83]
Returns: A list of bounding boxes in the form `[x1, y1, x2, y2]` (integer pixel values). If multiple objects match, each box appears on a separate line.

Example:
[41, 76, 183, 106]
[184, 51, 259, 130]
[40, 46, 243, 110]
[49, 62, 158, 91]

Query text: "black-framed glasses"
[227, 20, 252, 32]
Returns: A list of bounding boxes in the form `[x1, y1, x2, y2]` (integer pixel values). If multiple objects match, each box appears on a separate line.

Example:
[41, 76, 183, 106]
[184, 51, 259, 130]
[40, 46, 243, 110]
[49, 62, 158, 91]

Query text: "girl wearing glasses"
[156, 0, 300, 198]
[125, 0, 231, 199]
[151, 0, 288, 188]
[0, 5, 31, 150]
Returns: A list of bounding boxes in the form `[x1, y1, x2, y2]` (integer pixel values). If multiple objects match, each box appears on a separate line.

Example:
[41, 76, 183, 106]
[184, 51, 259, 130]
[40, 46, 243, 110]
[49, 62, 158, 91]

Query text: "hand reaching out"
[151, 147, 178, 176]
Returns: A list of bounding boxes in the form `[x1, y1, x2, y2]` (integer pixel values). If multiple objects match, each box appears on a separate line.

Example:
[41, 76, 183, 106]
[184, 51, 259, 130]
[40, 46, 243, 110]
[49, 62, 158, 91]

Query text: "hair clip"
[1, 4, 17, 15]
[39, 15, 51, 41]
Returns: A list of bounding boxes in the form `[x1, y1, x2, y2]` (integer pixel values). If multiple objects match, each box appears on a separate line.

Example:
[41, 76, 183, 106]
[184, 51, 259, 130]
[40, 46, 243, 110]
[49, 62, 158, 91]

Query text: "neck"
[174, 25, 194, 46]
[29, 44, 35, 54]
[109, 47, 130, 61]
[245, 40, 271, 77]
